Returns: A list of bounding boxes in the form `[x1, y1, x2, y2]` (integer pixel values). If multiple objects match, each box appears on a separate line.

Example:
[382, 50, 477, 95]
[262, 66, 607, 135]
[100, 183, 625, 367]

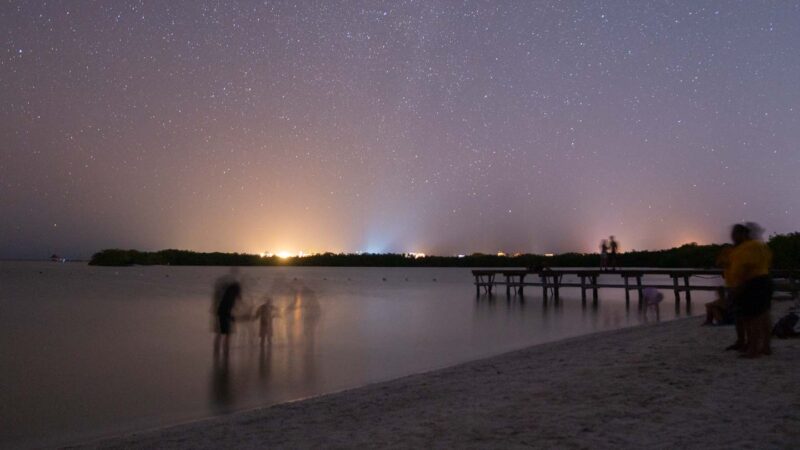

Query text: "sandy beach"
[81, 302, 800, 449]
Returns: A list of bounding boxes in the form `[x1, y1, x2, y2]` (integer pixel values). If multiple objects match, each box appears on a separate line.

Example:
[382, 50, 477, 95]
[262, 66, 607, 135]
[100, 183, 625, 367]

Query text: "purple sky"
[2, 1, 799, 259]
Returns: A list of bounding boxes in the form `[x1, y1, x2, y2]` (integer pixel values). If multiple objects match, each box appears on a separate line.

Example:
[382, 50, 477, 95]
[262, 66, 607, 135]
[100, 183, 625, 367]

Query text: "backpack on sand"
[772, 312, 800, 338]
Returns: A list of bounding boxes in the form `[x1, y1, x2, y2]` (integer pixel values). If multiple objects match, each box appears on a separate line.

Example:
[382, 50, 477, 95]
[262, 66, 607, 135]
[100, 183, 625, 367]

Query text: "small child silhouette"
[254, 296, 278, 347]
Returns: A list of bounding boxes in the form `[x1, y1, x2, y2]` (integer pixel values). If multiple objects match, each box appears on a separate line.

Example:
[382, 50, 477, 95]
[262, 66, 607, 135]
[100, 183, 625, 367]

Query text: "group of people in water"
[212, 269, 280, 357]
[212, 269, 323, 359]
[703, 222, 774, 359]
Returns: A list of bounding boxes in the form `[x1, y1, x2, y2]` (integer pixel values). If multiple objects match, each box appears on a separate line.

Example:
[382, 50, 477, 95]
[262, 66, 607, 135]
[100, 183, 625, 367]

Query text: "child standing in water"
[254, 296, 278, 347]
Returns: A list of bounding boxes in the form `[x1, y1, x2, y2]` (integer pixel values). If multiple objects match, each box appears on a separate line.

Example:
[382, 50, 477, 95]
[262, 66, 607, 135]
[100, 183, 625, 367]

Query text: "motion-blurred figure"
[703, 287, 732, 326]
[703, 247, 734, 326]
[642, 287, 663, 322]
[725, 223, 773, 358]
[608, 236, 619, 270]
[254, 296, 278, 347]
[213, 268, 243, 357]
[599, 239, 609, 271]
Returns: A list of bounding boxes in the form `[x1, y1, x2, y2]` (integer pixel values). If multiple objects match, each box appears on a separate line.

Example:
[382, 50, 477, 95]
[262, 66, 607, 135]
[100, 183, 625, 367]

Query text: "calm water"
[0, 262, 714, 448]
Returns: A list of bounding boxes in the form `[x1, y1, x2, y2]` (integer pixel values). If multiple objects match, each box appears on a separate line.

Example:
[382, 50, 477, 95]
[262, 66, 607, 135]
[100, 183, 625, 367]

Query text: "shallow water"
[0, 262, 715, 448]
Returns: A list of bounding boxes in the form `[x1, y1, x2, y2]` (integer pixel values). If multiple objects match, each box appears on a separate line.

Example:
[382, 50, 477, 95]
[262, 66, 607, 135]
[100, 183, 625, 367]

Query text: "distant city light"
[406, 252, 426, 259]
[457, 254, 466, 258]
[544, 253, 555, 257]
[496, 252, 507, 257]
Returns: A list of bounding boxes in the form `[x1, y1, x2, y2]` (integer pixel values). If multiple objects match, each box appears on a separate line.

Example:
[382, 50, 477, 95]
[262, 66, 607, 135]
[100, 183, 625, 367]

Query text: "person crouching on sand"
[642, 287, 663, 322]
[725, 223, 773, 358]
[254, 296, 278, 347]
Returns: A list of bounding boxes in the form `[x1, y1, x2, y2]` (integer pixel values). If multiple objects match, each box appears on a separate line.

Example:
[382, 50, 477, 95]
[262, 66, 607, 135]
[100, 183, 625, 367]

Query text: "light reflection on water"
[0, 262, 714, 448]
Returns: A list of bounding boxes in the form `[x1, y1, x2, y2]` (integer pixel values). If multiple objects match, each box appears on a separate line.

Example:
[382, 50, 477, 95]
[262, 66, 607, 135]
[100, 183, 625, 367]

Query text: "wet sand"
[85, 305, 800, 449]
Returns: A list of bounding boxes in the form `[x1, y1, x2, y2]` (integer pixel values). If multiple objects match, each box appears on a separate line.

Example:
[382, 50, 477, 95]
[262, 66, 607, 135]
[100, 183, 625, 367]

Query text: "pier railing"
[472, 268, 799, 307]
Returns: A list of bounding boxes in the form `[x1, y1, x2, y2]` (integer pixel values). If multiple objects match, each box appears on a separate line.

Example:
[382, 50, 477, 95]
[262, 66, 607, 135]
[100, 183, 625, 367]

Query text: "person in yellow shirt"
[725, 223, 773, 358]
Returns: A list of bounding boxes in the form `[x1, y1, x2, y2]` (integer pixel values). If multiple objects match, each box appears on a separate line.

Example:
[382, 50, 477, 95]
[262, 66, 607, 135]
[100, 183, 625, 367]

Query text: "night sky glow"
[2, 1, 799, 259]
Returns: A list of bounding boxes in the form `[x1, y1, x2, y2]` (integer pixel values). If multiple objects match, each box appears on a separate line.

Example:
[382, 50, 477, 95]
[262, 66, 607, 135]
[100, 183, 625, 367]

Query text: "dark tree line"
[89, 232, 800, 269]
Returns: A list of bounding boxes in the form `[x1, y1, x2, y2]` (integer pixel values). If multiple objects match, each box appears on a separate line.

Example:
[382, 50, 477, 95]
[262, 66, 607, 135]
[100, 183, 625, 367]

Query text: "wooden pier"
[472, 268, 799, 308]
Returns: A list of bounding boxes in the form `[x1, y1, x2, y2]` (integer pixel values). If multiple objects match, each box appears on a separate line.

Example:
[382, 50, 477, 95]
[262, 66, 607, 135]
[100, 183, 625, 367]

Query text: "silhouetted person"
[608, 236, 619, 270]
[599, 239, 609, 270]
[725, 223, 773, 358]
[254, 296, 278, 347]
[213, 269, 242, 357]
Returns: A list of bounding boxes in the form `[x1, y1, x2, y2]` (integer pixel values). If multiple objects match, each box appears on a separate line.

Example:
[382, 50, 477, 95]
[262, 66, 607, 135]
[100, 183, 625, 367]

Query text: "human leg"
[725, 318, 746, 351]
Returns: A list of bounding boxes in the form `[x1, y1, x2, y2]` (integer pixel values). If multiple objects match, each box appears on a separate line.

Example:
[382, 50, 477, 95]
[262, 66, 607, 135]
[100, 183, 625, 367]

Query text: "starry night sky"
[2, 1, 799, 259]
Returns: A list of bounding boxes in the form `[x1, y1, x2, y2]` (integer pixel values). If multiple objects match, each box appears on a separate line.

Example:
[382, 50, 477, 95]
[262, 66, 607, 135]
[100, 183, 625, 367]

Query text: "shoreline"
[83, 305, 799, 449]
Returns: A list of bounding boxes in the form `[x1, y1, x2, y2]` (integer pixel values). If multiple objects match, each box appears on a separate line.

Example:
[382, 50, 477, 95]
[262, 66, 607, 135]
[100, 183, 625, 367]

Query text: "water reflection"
[473, 285, 694, 334]
[1, 264, 715, 448]
[209, 280, 321, 411]
[209, 355, 234, 413]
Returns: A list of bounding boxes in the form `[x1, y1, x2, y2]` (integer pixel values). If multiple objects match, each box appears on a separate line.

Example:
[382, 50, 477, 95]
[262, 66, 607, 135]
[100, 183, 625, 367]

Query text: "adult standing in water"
[608, 236, 619, 270]
[725, 223, 773, 358]
[213, 268, 243, 358]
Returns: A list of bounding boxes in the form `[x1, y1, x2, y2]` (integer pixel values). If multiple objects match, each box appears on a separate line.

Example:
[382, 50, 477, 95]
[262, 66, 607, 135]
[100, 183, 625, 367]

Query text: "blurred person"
[703, 247, 734, 326]
[254, 296, 278, 347]
[703, 287, 732, 326]
[642, 287, 664, 321]
[213, 268, 243, 357]
[725, 223, 773, 358]
[599, 239, 609, 271]
[609, 236, 619, 270]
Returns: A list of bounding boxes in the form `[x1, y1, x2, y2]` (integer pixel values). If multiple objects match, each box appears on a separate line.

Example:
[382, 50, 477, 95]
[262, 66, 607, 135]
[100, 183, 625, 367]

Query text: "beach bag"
[772, 312, 800, 338]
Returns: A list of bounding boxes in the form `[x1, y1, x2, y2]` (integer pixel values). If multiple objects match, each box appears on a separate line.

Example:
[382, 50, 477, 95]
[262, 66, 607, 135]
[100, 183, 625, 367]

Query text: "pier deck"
[471, 268, 799, 307]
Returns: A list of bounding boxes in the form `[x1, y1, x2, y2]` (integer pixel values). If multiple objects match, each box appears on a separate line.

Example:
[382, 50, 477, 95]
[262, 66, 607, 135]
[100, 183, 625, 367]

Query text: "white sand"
[84, 308, 800, 449]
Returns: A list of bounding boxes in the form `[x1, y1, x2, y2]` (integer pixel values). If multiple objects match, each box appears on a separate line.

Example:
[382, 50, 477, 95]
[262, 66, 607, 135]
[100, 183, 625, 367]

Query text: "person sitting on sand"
[254, 296, 278, 347]
[703, 246, 734, 326]
[703, 287, 732, 326]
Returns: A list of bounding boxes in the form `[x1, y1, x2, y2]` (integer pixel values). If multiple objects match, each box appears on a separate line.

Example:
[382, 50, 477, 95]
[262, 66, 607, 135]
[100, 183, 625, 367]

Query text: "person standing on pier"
[599, 239, 609, 271]
[608, 236, 619, 270]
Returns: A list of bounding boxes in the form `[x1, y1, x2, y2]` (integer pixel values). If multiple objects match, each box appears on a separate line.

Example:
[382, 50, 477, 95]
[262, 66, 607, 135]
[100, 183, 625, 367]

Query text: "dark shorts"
[735, 276, 773, 319]
[217, 315, 233, 335]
